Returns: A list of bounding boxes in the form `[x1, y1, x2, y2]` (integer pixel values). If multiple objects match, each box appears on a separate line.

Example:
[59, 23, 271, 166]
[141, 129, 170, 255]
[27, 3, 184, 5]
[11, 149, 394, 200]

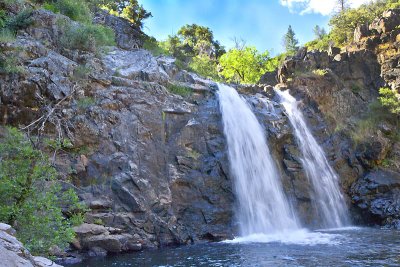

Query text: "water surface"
[71, 228, 400, 267]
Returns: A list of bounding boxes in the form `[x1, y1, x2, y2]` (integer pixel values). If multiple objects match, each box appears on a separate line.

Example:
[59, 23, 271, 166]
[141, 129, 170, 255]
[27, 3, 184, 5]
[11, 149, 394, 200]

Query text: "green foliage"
[76, 96, 96, 109]
[312, 69, 328, 76]
[101, 0, 151, 29]
[166, 83, 192, 97]
[188, 55, 220, 80]
[351, 99, 399, 143]
[0, 28, 15, 42]
[379, 87, 400, 115]
[60, 21, 115, 52]
[177, 24, 225, 58]
[313, 25, 327, 40]
[0, 128, 84, 255]
[219, 46, 275, 84]
[73, 65, 92, 80]
[0, 55, 24, 74]
[44, 0, 92, 23]
[142, 36, 168, 56]
[283, 25, 299, 55]
[305, 34, 331, 51]
[329, 0, 400, 46]
[5, 8, 33, 31]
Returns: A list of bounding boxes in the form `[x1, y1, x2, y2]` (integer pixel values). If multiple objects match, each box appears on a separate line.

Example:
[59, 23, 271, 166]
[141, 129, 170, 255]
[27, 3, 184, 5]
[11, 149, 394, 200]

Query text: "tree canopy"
[219, 46, 277, 84]
[282, 25, 299, 55]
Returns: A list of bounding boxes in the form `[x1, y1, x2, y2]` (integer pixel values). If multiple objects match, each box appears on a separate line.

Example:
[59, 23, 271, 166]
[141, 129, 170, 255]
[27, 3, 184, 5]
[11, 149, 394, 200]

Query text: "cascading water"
[275, 89, 350, 228]
[217, 83, 299, 236]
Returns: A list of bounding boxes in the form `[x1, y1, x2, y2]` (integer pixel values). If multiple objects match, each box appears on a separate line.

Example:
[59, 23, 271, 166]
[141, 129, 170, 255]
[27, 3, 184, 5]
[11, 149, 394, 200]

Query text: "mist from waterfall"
[217, 83, 299, 236]
[275, 89, 350, 228]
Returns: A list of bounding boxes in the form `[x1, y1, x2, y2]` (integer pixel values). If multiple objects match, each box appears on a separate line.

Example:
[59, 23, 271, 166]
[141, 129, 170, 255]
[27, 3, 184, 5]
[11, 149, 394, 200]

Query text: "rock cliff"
[273, 8, 400, 228]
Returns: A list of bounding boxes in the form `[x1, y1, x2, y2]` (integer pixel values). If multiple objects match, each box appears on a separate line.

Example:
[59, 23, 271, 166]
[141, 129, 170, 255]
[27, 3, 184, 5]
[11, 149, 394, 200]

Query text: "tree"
[313, 25, 327, 40]
[176, 24, 225, 59]
[336, 0, 349, 12]
[0, 128, 85, 255]
[379, 87, 400, 116]
[282, 25, 299, 55]
[219, 46, 274, 84]
[101, 0, 152, 29]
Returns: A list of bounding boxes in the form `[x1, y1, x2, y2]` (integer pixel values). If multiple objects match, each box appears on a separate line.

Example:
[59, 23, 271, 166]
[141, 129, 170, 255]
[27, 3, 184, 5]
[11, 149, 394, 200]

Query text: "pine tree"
[283, 25, 299, 55]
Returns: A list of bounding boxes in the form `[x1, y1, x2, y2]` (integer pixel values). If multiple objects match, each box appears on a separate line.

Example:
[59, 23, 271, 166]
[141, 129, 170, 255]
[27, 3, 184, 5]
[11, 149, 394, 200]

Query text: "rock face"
[0, 10, 233, 257]
[270, 8, 400, 229]
[0, 224, 62, 267]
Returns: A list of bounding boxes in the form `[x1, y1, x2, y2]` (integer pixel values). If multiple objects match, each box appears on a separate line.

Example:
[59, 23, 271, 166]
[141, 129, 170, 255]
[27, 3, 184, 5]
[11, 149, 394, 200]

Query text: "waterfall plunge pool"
[70, 227, 400, 266]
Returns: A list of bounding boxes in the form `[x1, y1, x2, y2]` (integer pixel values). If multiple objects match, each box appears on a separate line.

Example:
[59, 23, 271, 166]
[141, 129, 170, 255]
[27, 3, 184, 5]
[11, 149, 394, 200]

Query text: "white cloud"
[280, 0, 371, 16]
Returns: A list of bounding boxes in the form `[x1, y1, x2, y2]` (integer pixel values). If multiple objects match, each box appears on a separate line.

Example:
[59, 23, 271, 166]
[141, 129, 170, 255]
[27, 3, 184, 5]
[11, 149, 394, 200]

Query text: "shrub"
[0, 128, 85, 255]
[5, 8, 33, 32]
[76, 96, 96, 109]
[44, 0, 92, 23]
[60, 21, 115, 52]
[142, 36, 168, 56]
[0, 28, 15, 43]
[379, 87, 400, 116]
[167, 83, 192, 97]
[188, 55, 220, 80]
[312, 69, 328, 76]
[0, 55, 24, 74]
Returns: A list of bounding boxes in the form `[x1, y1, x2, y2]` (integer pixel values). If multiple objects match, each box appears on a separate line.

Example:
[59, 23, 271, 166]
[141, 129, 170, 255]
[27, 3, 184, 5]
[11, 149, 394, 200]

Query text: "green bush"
[379, 87, 400, 116]
[0, 28, 15, 43]
[0, 128, 85, 255]
[76, 96, 96, 109]
[188, 55, 220, 81]
[60, 21, 115, 52]
[44, 0, 92, 23]
[167, 83, 192, 97]
[142, 36, 168, 56]
[0, 55, 24, 74]
[5, 8, 33, 32]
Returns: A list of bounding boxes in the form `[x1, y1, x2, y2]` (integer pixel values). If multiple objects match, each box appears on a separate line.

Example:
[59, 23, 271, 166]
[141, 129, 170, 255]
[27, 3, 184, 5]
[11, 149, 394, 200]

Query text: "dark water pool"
[71, 228, 400, 267]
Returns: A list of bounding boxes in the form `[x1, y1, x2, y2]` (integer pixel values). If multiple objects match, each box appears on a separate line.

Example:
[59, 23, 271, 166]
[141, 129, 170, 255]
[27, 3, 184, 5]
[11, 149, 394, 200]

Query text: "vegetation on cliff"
[0, 128, 85, 255]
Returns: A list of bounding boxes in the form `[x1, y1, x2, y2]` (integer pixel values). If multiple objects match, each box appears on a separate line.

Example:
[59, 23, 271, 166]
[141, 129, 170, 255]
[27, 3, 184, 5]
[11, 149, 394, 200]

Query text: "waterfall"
[217, 84, 299, 236]
[275, 89, 350, 228]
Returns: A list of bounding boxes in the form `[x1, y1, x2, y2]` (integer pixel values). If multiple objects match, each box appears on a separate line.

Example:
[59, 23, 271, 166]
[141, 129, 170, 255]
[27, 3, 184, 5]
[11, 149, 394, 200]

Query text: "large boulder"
[351, 170, 400, 228]
[0, 224, 62, 267]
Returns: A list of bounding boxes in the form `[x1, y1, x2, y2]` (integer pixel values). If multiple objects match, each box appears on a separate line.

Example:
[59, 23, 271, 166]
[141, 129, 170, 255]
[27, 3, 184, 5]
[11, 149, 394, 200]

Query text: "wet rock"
[351, 170, 400, 227]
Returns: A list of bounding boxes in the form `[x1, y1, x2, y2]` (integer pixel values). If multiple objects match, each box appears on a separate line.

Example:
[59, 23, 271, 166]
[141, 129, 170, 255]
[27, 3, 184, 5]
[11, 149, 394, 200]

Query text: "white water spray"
[275, 89, 350, 228]
[217, 84, 299, 235]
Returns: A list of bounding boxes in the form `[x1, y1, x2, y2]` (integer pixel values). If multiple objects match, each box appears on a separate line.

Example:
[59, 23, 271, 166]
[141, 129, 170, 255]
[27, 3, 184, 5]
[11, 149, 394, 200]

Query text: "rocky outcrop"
[269, 8, 400, 229]
[0, 223, 62, 267]
[0, 9, 233, 260]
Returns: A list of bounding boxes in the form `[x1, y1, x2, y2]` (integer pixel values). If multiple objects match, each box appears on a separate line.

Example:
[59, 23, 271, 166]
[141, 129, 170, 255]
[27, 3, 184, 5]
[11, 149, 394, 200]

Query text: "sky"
[142, 0, 370, 55]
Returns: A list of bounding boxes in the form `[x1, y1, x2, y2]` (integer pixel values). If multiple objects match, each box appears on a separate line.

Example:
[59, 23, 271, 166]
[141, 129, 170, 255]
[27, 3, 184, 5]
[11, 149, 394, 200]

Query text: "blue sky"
[142, 0, 368, 55]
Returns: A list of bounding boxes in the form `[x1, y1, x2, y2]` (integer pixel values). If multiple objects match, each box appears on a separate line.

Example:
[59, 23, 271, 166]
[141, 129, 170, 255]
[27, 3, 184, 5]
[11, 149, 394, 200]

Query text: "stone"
[0, 223, 16, 236]
[33, 256, 63, 267]
[328, 46, 341, 57]
[93, 10, 143, 50]
[88, 246, 108, 257]
[354, 23, 370, 42]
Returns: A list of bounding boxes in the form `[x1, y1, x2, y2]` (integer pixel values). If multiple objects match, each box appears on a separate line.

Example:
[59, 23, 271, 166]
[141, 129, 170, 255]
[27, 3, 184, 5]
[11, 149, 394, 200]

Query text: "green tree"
[219, 46, 274, 84]
[100, 0, 152, 29]
[177, 24, 225, 58]
[313, 25, 327, 40]
[379, 87, 400, 116]
[282, 25, 299, 55]
[0, 128, 85, 255]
